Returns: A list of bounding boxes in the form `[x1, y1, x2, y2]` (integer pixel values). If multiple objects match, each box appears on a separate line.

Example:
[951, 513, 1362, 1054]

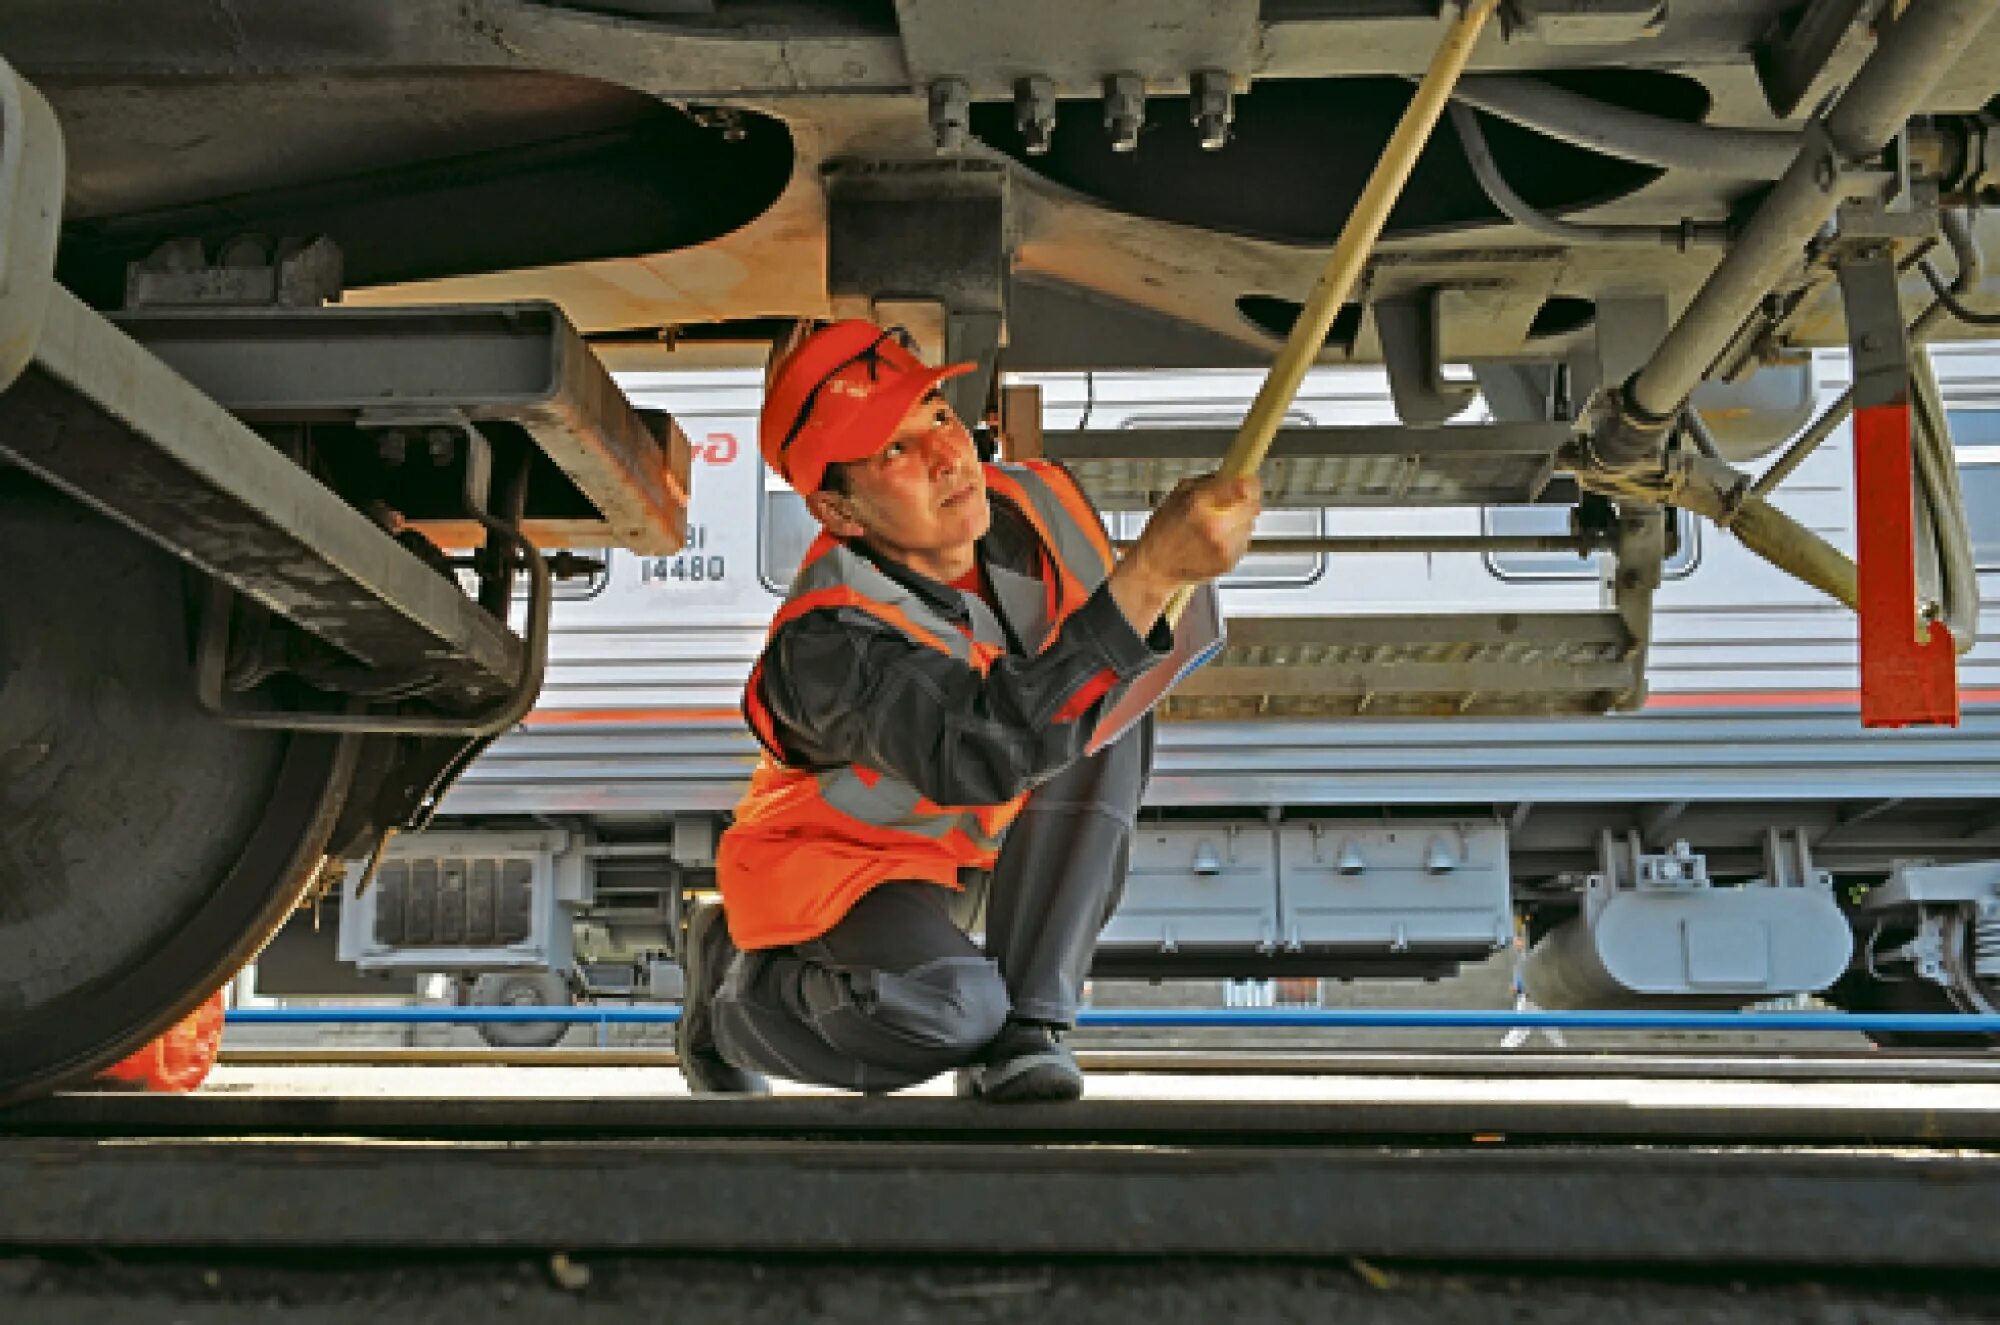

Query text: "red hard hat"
[760, 320, 973, 492]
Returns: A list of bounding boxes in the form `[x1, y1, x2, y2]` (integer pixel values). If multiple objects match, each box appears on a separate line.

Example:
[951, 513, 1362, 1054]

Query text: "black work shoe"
[678, 901, 769, 1096]
[963, 1018, 1084, 1102]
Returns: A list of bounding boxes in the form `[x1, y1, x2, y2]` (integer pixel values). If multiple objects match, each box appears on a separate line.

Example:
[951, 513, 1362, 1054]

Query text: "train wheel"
[1829, 905, 2000, 1051]
[0, 474, 358, 1104]
[469, 971, 576, 1049]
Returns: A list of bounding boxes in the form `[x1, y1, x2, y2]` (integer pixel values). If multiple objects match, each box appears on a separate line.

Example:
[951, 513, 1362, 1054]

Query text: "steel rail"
[11, 1092, 2000, 1150]
[209, 1045, 2000, 1083]
[4, 1123, 2000, 1271]
[221, 1006, 2000, 1034]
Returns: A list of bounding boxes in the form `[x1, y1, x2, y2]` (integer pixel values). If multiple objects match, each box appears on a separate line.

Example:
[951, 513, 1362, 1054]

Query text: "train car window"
[1105, 506, 1325, 587]
[549, 548, 612, 602]
[1481, 507, 1700, 582]
[758, 484, 820, 594]
[1946, 411, 2000, 570]
[1113, 411, 1325, 588]
[759, 477, 1326, 591]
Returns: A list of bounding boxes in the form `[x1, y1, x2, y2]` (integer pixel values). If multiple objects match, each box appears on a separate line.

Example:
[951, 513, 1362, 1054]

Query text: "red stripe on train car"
[523, 692, 2000, 727]
[1643, 688, 2000, 712]
[522, 706, 745, 727]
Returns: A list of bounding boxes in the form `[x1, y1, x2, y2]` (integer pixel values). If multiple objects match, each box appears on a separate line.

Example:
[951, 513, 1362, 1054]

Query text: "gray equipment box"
[1279, 822, 1513, 972]
[1095, 819, 1510, 978]
[339, 829, 579, 975]
[1098, 820, 1278, 975]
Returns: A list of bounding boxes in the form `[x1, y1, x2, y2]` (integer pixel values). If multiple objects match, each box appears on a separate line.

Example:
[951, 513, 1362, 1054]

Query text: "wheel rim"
[0, 475, 358, 1103]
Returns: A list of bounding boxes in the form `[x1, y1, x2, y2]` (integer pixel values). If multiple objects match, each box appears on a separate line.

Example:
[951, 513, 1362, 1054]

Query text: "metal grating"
[372, 858, 535, 948]
[1166, 612, 1643, 719]
[1045, 423, 1572, 509]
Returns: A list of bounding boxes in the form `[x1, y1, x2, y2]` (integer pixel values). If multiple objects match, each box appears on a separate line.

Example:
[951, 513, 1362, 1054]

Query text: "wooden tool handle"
[1163, 0, 1501, 627]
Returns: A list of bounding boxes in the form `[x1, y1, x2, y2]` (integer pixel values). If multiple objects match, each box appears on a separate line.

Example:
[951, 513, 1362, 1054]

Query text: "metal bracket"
[124, 235, 344, 311]
[1585, 831, 1706, 922]
[195, 426, 552, 737]
[827, 160, 1009, 424]
[1832, 182, 1941, 244]
[1499, 0, 1665, 45]
[1374, 288, 1476, 425]
[1761, 828, 1830, 891]
[1755, 0, 1884, 121]
[1834, 244, 1959, 728]
[1607, 501, 1665, 708]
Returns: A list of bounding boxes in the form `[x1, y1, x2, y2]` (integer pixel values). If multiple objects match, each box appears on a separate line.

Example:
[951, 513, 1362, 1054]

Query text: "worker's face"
[806, 392, 989, 579]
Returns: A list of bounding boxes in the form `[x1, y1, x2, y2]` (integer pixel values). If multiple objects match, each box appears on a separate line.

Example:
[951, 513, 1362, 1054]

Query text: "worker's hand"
[1106, 473, 1262, 631]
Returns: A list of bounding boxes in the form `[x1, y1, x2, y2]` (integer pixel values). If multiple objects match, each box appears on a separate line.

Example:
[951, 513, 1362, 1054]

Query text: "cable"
[1920, 258, 2000, 326]
[1909, 342, 1980, 653]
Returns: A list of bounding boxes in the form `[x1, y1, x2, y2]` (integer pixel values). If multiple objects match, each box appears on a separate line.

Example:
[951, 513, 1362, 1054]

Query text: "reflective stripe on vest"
[815, 767, 1011, 853]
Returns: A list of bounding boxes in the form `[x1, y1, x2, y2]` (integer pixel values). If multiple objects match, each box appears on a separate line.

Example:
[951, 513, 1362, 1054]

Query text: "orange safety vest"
[718, 460, 1118, 950]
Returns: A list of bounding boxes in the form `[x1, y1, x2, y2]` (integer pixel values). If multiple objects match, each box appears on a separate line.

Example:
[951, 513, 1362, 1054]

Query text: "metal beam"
[0, 286, 522, 704]
[112, 302, 690, 555]
[1756, 0, 1884, 121]
[1051, 422, 1575, 509]
[1815, 797, 1906, 846]
[1178, 660, 1639, 700]
[1599, 0, 2000, 460]
[1047, 421, 1570, 462]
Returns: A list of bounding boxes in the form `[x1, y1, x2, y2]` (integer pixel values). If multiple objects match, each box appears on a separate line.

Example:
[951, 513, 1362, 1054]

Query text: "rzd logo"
[698, 432, 739, 465]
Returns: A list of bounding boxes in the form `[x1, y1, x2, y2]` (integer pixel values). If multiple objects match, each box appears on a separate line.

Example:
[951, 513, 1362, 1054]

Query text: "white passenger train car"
[315, 350, 2000, 1032]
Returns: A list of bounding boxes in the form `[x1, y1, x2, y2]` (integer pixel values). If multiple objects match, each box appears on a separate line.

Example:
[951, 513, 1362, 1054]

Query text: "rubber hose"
[1447, 75, 1801, 179]
[1909, 346, 1980, 653]
[1449, 103, 1726, 248]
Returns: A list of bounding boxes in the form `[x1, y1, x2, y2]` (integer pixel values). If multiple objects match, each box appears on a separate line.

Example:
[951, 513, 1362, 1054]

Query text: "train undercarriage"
[4, 1, 2000, 1098]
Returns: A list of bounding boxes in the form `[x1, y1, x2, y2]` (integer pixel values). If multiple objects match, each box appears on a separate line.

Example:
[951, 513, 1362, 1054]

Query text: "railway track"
[5, 1083, 1999, 1321]
[214, 1043, 2000, 1083]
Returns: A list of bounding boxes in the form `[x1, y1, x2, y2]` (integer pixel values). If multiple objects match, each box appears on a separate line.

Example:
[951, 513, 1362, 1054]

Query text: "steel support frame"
[1046, 421, 1574, 508]
[1592, 0, 1998, 467]
[0, 286, 525, 708]
[111, 301, 691, 555]
[1755, 0, 1884, 121]
[1375, 288, 1476, 425]
[1836, 244, 1958, 728]
[1175, 611, 1640, 711]
[827, 160, 1009, 426]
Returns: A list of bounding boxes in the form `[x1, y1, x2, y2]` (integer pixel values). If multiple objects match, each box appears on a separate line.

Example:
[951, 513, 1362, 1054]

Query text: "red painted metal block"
[92, 989, 227, 1093]
[1853, 401, 1958, 729]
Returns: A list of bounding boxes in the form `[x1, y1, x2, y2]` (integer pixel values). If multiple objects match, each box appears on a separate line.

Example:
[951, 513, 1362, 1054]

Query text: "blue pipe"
[224, 1007, 2000, 1034]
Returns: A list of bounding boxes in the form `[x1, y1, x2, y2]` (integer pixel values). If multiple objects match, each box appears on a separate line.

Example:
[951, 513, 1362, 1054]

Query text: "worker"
[677, 319, 1261, 1100]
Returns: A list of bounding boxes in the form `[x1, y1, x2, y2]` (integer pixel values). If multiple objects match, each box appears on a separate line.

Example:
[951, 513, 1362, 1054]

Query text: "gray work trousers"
[711, 719, 1151, 1093]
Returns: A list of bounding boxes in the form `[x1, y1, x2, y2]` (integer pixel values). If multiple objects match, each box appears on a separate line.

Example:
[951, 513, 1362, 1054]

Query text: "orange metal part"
[1854, 401, 1959, 729]
[93, 989, 227, 1093]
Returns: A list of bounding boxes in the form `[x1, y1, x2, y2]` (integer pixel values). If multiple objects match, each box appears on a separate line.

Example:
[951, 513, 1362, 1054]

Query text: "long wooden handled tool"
[1166, 0, 1501, 623]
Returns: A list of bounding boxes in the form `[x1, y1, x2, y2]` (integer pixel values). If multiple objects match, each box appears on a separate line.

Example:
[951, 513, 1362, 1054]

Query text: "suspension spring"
[1975, 911, 2000, 982]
